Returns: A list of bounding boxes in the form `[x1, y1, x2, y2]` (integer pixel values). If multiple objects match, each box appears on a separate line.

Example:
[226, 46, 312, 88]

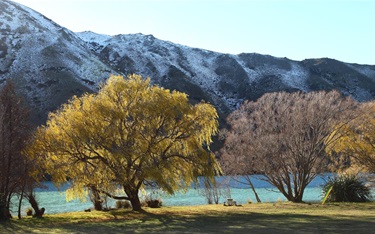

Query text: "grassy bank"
[1, 202, 374, 233]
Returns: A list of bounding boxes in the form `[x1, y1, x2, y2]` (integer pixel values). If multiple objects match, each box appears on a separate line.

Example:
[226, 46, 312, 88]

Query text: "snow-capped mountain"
[0, 0, 115, 123]
[77, 31, 375, 118]
[1, 0, 375, 125]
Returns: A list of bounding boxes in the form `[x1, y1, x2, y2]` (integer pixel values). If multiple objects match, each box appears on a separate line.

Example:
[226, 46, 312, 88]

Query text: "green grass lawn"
[1, 202, 374, 233]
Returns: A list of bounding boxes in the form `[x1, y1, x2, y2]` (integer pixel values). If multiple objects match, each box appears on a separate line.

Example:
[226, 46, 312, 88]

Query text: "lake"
[12, 174, 374, 215]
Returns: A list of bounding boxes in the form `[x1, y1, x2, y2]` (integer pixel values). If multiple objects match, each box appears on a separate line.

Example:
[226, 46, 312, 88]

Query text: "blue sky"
[12, 0, 375, 65]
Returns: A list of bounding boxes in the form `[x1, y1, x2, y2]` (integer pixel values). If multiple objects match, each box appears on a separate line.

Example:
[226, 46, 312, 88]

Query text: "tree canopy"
[220, 91, 357, 202]
[27, 74, 220, 211]
[328, 101, 375, 173]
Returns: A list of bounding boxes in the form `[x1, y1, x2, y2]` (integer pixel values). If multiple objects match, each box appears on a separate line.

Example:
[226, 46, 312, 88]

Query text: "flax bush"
[322, 174, 372, 202]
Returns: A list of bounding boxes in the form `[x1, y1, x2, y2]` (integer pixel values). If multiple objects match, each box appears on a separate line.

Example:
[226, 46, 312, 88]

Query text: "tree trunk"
[245, 176, 261, 203]
[0, 199, 11, 221]
[94, 200, 103, 211]
[90, 187, 103, 211]
[124, 187, 142, 211]
[18, 189, 24, 219]
[284, 192, 304, 203]
[129, 195, 142, 211]
[28, 192, 44, 218]
[294, 190, 304, 203]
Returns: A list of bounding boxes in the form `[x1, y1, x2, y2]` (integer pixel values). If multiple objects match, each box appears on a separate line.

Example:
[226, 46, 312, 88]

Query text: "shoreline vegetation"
[1, 202, 374, 233]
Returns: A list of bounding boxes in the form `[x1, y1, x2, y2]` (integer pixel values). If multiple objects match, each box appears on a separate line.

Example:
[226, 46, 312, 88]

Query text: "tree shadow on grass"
[1, 208, 374, 233]
[129, 211, 373, 234]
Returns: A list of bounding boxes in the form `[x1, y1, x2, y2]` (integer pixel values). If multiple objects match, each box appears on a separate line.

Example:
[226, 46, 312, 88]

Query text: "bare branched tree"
[0, 80, 40, 220]
[221, 91, 357, 202]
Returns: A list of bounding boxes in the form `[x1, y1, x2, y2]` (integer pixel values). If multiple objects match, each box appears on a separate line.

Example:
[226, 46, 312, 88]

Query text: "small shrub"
[143, 199, 162, 208]
[115, 200, 132, 209]
[25, 208, 33, 216]
[123, 201, 132, 209]
[141, 189, 163, 208]
[322, 174, 372, 202]
[115, 200, 122, 209]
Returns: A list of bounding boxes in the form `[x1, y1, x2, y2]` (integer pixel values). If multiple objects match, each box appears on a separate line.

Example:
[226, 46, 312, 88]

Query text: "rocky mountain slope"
[1, 0, 375, 125]
[0, 0, 115, 123]
[78, 31, 375, 119]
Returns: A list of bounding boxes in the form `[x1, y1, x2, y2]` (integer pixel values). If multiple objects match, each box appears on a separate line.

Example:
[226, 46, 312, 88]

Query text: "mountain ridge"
[76, 31, 375, 113]
[1, 0, 375, 125]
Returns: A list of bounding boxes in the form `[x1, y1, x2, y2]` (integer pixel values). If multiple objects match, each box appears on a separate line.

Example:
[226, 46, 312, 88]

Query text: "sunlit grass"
[1, 202, 374, 233]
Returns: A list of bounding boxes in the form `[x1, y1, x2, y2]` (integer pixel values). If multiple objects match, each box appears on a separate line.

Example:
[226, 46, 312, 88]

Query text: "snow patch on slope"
[183, 49, 220, 92]
[16, 3, 58, 32]
[233, 55, 260, 83]
[1, 0, 116, 99]
[280, 63, 309, 91]
[2, 0, 57, 33]
[234, 56, 309, 91]
[78, 31, 112, 45]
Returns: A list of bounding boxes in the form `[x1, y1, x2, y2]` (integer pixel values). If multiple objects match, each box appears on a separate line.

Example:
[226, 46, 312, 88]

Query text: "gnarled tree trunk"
[124, 186, 142, 211]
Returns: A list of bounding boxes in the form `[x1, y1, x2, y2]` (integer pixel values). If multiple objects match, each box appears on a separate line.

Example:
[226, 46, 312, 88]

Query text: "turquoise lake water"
[11, 174, 374, 216]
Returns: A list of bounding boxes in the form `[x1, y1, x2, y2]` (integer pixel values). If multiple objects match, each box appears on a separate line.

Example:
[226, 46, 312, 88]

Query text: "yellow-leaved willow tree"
[328, 101, 375, 173]
[27, 75, 220, 211]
